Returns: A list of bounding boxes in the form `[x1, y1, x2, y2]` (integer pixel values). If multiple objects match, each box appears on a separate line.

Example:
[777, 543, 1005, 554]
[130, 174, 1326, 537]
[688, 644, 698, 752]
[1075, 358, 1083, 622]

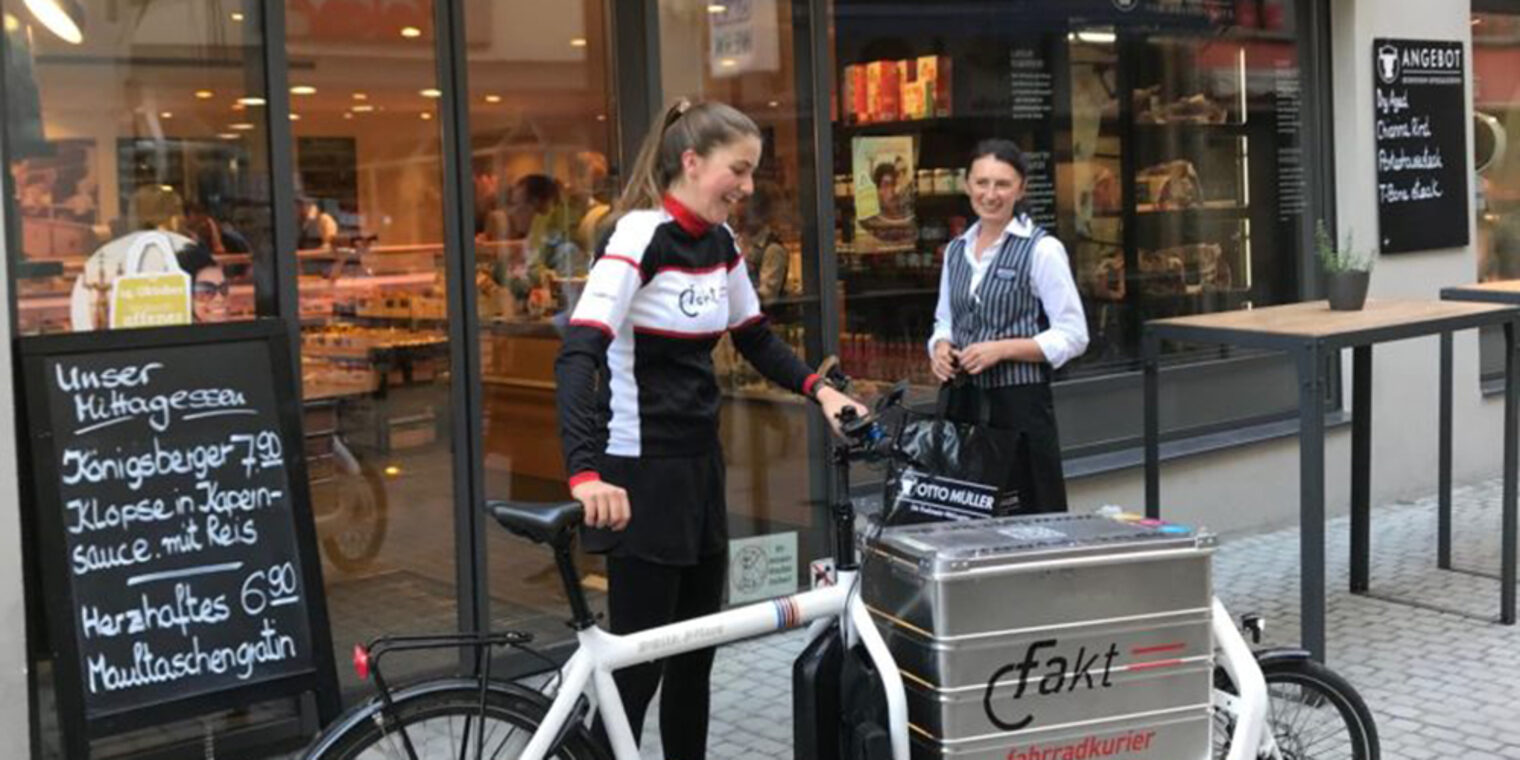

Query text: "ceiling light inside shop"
[420, 88, 441, 98]
[484, 94, 502, 103]
[23, 0, 84, 44]
[718, 58, 737, 68]
[342, 113, 353, 120]
[230, 11, 243, 21]
[158, 184, 174, 192]
[352, 92, 368, 101]
[596, 114, 606, 121]
[707, 4, 726, 12]
[569, 37, 587, 47]
[291, 85, 316, 95]
[767, 100, 779, 108]
[384, 465, 402, 477]
[289, 113, 301, 121]
[195, 89, 215, 99]
[231, 103, 246, 111]
[229, 122, 255, 130]
[159, 111, 173, 119]
[237, 96, 266, 106]
[420, 112, 432, 120]
[1073, 30, 1116, 44]
[217, 132, 240, 140]
[400, 26, 421, 38]
[351, 104, 375, 113]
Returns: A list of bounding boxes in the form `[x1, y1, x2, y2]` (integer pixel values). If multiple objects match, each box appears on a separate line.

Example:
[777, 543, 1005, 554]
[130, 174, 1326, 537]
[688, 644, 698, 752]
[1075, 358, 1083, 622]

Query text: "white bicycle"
[299, 391, 1366, 760]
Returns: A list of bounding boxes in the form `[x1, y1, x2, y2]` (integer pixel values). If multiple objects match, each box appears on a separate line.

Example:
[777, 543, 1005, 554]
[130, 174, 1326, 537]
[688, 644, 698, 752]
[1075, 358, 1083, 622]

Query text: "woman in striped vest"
[927, 139, 1090, 512]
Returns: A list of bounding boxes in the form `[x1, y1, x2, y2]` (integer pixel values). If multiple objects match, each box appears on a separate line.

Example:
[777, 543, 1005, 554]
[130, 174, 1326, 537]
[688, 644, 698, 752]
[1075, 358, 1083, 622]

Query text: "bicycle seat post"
[553, 536, 597, 630]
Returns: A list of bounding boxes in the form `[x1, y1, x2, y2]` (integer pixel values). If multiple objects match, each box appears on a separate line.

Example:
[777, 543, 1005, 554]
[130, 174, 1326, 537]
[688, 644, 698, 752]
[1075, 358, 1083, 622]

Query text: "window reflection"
[4, 0, 271, 334]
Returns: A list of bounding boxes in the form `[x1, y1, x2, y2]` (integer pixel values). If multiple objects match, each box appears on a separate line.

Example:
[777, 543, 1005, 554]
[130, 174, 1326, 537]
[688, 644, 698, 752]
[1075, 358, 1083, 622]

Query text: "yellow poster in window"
[109, 272, 192, 329]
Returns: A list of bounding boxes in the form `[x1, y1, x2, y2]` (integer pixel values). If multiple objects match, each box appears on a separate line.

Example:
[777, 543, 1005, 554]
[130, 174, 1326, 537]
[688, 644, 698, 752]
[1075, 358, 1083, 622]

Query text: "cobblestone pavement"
[639, 479, 1520, 760]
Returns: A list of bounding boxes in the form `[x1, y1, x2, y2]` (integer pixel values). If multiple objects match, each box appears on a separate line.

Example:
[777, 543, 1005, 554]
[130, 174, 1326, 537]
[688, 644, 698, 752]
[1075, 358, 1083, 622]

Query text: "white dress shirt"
[927, 216, 1089, 370]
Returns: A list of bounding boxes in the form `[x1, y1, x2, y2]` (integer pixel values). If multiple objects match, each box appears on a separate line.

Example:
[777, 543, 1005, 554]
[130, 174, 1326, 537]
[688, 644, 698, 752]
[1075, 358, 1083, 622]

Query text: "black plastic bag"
[883, 385, 1025, 525]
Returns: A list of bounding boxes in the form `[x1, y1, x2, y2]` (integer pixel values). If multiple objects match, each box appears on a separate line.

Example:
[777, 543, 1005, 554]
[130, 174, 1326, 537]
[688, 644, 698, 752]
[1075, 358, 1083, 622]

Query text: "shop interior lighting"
[3, 13, 18, 32]
[767, 100, 779, 108]
[289, 113, 301, 121]
[342, 113, 354, 120]
[23, 0, 84, 44]
[195, 89, 215, 99]
[159, 111, 173, 119]
[352, 92, 369, 101]
[231, 103, 246, 111]
[1073, 30, 1116, 44]
[484, 94, 502, 103]
[351, 104, 375, 113]
[290, 85, 317, 95]
[230, 11, 244, 21]
[596, 114, 606, 121]
[707, 4, 727, 12]
[229, 122, 255, 130]
[718, 58, 737, 68]
[420, 112, 432, 120]
[420, 88, 442, 98]
[384, 465, 402, 477]
[237, 96, 266, 106]
[158, 185, 174, 192]
[569, 37, 587, 47]
[400, 26, 421, 38]
[217, 133, 240, 140]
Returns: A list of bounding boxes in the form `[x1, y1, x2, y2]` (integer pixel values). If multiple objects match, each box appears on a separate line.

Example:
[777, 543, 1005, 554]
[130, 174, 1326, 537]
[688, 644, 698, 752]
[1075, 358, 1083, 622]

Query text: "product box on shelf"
[843, 64, 867, 124]
[866, 60, 901, 123]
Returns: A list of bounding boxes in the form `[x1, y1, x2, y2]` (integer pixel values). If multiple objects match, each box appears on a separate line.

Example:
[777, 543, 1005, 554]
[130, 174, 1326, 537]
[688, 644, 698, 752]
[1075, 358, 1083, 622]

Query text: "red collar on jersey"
[662, 194, 712, 237]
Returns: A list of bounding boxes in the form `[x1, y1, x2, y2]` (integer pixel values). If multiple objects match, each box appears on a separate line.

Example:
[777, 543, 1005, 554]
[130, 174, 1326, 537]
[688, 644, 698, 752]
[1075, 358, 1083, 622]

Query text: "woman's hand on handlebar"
[931, 339, 958, 383]
[817, 386, 870, 439]
[571, 479, 631, 531]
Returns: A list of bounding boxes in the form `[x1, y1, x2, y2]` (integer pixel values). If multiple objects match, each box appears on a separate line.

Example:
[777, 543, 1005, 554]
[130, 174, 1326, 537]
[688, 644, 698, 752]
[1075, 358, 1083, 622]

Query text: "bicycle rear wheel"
[1214, 657, 1379, 760]
[308, 684, 607, 760]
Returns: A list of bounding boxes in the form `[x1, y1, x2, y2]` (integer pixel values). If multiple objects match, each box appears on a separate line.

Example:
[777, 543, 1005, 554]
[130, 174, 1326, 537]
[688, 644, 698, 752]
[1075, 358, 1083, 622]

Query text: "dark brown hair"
[611, 99, 761, 220]
[968, 138, 1032, 218]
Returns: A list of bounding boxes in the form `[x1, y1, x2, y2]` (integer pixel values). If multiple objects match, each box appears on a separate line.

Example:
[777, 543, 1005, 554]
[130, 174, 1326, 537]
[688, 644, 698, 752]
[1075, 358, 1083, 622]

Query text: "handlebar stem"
[832, 444, 859, 572]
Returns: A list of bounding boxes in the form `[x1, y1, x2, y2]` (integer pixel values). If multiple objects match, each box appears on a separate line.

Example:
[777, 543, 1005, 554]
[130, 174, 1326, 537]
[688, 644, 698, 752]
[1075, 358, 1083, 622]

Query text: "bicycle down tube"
[515, 571, 909, 760]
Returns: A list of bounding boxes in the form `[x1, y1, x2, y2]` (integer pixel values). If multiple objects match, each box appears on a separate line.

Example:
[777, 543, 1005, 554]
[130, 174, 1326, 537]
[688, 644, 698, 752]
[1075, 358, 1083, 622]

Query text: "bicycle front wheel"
[309, 684, 607, 760]
[1214, 657, 1379, 760]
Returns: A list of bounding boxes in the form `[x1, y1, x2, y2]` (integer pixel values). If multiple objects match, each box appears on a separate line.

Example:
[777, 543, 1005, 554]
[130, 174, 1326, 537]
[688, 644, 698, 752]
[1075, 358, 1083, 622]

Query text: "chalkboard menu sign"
[21, 322, 337, 749]
[1372, 38, 1470, 254]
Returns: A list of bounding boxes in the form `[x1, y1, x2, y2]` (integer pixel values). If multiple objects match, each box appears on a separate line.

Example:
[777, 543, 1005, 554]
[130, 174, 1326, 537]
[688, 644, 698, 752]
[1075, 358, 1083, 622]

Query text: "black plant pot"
[1326, 270, 1371, 311]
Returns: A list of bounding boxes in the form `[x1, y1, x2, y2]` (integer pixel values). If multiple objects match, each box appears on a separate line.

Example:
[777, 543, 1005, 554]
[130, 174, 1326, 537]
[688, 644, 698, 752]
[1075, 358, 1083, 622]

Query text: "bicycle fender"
[1252, 647, 1314, 666]
[297, 677, 556, 759]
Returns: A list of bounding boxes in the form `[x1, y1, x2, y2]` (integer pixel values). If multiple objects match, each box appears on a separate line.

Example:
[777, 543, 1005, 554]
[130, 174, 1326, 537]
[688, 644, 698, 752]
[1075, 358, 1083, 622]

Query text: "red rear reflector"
[353, 644, 371, 680]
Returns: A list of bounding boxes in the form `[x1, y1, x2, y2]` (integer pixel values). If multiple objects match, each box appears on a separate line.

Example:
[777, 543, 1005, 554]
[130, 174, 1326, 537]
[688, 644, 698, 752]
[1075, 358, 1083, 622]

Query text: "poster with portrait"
[852, 136, 917, 252]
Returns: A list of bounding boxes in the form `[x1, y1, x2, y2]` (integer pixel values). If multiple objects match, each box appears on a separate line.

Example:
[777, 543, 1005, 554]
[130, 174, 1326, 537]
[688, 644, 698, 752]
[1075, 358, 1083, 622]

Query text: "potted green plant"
[1316, 219, 1375, 311]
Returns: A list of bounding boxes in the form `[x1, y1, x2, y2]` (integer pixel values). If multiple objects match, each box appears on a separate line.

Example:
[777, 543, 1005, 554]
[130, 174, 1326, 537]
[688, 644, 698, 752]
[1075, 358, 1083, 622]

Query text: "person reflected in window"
[182, 202, 226, 254]
[569, 150, 614, 255]
[927, 139, 1088, 512]
[735, 179, 790, 305]
[296, 196, 339, 250]
[176, 243, 230, 323]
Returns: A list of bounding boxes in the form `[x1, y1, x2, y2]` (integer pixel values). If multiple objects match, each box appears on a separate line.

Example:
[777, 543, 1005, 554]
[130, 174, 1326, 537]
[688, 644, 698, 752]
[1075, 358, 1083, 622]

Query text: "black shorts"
[581, 450, 728, 565]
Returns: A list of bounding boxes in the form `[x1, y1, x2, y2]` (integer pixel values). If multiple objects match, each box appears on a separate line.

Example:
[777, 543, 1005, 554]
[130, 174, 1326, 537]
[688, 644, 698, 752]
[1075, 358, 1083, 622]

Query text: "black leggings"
[595, 552, 727, 759]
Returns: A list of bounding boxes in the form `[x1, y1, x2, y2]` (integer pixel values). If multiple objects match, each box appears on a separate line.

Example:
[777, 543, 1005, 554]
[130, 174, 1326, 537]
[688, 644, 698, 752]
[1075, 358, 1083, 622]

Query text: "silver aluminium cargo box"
[862, 513, 1216, 760]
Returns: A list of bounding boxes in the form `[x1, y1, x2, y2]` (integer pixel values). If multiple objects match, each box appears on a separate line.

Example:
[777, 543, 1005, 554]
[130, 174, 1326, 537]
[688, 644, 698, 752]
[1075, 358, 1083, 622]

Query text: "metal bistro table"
[1142, 299, 1520, 662]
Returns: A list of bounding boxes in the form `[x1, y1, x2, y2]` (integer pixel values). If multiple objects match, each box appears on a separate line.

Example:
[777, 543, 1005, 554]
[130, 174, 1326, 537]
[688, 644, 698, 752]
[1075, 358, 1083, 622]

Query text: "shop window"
[830, 1, 1308, 417]
[1474, 6, 1520, 385]
[3, 0, 274, 334]
[656, 0, 829, 571]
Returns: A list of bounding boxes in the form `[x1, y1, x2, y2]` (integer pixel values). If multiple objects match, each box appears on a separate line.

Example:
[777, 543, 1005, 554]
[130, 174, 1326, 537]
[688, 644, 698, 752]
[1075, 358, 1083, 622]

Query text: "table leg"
[1504, 321, 1518, 625]
[1439, 331, 1453, 570]
[1144, 328, 1160, 519]
[1351, 345, 1372, 593]
[1298, 342, 1327, 661]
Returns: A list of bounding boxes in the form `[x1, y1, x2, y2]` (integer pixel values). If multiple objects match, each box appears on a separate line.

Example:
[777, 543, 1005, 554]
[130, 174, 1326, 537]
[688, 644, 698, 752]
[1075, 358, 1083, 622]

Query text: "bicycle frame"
[517, 566, 910, 760]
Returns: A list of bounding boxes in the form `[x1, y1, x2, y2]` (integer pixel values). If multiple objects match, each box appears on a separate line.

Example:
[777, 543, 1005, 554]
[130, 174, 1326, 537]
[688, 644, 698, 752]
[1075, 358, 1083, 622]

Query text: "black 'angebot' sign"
[39, 338, 318, 720]
[1372, 38, 1470, 254]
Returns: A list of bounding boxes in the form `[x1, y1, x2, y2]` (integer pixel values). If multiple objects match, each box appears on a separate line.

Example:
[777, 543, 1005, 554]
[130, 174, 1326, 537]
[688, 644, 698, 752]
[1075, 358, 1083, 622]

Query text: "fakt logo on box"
[982, 639, 1120, 731]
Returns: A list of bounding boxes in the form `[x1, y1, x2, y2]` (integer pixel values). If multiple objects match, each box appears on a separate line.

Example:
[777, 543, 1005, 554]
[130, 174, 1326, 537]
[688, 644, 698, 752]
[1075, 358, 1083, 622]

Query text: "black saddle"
[488, 500, 583, 548]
